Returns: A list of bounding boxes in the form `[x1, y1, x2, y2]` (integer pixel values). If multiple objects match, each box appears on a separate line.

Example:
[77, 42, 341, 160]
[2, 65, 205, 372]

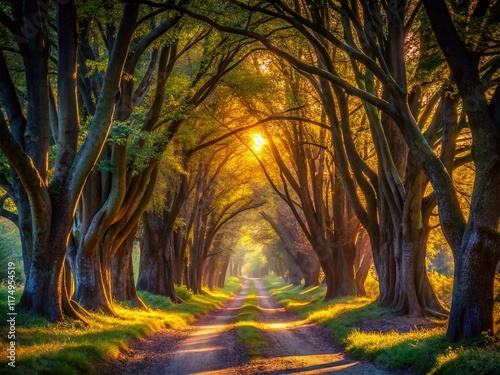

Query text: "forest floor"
[98, 279, 396, 375]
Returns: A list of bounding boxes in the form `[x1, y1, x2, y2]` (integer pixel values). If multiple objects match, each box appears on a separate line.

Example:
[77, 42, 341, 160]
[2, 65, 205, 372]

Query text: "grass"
[234, 279, 266, 357]
[263, 276, 500, 375]
[0, 277, 242, 375]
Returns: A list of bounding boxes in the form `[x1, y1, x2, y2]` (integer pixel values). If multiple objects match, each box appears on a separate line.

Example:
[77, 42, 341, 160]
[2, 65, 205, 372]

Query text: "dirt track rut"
[245, 278, 394, 374]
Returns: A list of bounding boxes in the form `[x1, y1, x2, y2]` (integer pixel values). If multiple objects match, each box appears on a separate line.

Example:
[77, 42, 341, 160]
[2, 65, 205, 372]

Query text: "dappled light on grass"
[307, 298, 373, 324]
[287, 301, 312, 308]
[0, 278, 242, 374]
[205, 291, 232, 299]
[345, 327, 440, 358]
[274, 283, 294, 293]
[300, 285, 320, 295]
[429, 343, 500, 375]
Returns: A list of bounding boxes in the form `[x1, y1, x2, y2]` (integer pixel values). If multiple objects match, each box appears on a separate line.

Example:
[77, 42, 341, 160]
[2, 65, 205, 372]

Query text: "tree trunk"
[205, 262, 216, 290]
[111, 226, 147, 308]
[447, 227, 499, 340]
[137, 213, 177, 300]
[373, 195, 399, 307]
[217, 255, 230, 288]
[330, 175, 360, 298]
[297, 251, 320, 287]
[22, 241, 65, 321]
[354, 230, 373, 297]
[18, 182, 88, 321]
[287, 257, 303, 286]
[173, 254, 185, 285]
[320, 254, 337, 300]
[331, 241, 357, 297]
[399, 165, 447, 317]
[187, 255, 205, 294]
[72, 244, 115, 315]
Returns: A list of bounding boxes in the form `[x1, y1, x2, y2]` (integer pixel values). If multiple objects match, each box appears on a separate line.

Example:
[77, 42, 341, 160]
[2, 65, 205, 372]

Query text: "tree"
[261, 204, 321, 287]
[69, 16, 187, 313]
[182, 147, 263, 293]
[0, 0, 140, 321]
[262, 119, 362, 298]
[421, 0, 500, 340]
[136, 35, 261, 300]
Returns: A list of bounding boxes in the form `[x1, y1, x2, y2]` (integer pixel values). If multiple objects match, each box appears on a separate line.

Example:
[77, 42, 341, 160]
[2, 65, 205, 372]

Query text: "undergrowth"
[0, 277, 241, 375]
[263, 276, 500, 375]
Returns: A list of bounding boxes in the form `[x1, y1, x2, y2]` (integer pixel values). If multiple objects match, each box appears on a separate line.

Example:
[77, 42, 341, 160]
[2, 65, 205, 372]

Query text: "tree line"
[0, 0, 499, 342]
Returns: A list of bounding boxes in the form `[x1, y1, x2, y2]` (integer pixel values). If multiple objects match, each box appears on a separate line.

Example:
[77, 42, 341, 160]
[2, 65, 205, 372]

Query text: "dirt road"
[246, 278, 394, 374]
[100, 279, 396, 374]
[100, 280, 250, 375]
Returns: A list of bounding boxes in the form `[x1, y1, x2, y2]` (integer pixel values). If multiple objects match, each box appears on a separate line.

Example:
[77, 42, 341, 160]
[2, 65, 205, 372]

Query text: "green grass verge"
[0, 277, 241, 375]
[235, 280, 266, 357]
[263, 276, 500, 375]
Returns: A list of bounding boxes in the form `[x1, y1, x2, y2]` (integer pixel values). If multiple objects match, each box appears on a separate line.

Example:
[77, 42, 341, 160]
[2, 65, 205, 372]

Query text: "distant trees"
[261, 207, 320, 287]
[139, 141, 263, 296]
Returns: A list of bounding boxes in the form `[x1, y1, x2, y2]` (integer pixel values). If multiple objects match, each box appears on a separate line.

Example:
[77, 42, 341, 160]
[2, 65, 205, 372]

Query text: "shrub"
[175, 284, 193, 301]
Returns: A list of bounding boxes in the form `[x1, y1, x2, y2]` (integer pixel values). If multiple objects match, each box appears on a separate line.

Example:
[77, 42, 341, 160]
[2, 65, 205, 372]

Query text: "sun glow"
[252, 133, 266, 152]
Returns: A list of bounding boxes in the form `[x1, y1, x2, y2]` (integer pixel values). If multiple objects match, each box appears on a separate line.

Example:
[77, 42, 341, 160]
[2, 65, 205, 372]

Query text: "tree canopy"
[0, 0, 499, 343]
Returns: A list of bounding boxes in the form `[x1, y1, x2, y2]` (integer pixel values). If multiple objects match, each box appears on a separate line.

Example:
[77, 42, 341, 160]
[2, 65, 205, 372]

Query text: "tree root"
[62, 294, 89, 324]
[424, 306, 448, 320]
[129, 295, 151, 311]
[173, 295, 185, 304]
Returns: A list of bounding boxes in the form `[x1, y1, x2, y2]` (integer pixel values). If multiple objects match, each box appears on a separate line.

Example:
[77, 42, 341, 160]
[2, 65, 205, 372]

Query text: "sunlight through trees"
[0, 1, 498, 357]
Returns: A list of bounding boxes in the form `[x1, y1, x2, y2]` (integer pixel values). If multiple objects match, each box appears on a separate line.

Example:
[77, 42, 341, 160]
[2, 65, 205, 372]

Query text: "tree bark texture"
[137, 211, 177, 300]
[73, 243, 115, 314]
[111, 225, 147, 308]
[354, 230, 373, 297]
